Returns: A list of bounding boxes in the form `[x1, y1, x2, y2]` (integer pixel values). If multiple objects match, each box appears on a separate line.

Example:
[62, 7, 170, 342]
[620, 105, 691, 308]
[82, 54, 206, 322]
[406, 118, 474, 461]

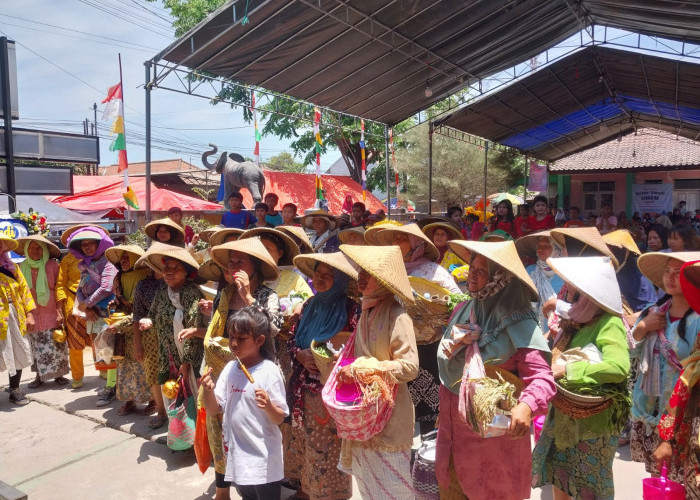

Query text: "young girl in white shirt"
[201, 306, 289, 500]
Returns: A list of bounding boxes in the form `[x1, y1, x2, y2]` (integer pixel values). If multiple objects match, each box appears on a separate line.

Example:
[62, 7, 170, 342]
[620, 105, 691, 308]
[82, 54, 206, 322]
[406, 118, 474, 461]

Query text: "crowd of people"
[2, 193, 700, 500]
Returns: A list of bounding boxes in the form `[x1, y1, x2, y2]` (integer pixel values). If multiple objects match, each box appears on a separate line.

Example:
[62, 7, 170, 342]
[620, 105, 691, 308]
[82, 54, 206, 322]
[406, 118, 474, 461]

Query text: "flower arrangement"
[11, 208, 49, 236]
[464, 206, 493, 223]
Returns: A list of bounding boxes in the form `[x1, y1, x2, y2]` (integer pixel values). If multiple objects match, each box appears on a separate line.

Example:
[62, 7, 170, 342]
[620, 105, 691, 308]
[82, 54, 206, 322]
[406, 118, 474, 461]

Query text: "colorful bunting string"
[390, 127, 399, 201]
[360, 119, 366, 202]
[314, 107, 324, 200]
[251, 89, 260, 167]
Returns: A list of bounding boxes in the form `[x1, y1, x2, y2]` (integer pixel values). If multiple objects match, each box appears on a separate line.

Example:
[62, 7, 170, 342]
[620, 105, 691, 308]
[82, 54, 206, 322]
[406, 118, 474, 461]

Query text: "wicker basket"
[311, 339, 336, 384]
[551, 383, 612, 419]
[407, 277, 451, 345]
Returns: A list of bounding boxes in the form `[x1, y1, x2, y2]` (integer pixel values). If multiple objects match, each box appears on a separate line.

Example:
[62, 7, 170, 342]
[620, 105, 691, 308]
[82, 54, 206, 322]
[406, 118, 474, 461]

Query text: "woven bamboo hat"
[514, 230, 553, 260]
[208, 227, 245, 248]
[276, 225, 314, 254]
[364, 222, 440, 262]
[144, 217, 185, 245]
[199, 225, 225, 243]
[239, 227, 299, 266]
[339, 244, 414, 305]
[145, 243, 200, 275]
[293, 251, 359, 282]
[301, 209, 338, 231]
[550, 227, 619, 269]
[15, 234, 61, 259]
[198, 258, 224, 282]
[210, 237, 279, 281]
[0, 233, 18, 253]
[133, 241, 170, 271]
[602, 229, 641, 256]
[60, 224, 92, 247]
[638, 251, 700, 292]
[67, 229, 105, 249]
[422, 221, 463, 242]
[338, 226, 366, 245]
[546, 256, 622, 315]
[681, 261, 700, 314]
[448, 240, 538, 301]
[105, 244, 145, 268]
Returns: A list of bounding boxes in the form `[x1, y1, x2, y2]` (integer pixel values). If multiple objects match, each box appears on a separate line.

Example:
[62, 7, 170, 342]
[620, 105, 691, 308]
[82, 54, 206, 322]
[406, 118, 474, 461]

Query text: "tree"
[264, 152, 307, 173]
[151, 0, 413, 184]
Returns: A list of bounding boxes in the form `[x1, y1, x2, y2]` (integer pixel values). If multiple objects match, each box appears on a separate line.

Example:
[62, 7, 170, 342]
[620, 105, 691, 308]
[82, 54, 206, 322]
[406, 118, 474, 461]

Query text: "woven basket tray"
[407, 277, 451, 345]
[552, 383, 612, 419]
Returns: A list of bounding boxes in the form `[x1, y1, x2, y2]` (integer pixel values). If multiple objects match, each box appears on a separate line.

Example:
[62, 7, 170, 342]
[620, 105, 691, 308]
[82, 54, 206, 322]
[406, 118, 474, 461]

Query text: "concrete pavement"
[1, 349, 648, 499]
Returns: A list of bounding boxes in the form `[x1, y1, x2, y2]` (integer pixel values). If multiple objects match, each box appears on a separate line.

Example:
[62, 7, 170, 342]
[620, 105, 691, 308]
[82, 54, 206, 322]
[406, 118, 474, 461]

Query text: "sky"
[0, 0, 307, 169]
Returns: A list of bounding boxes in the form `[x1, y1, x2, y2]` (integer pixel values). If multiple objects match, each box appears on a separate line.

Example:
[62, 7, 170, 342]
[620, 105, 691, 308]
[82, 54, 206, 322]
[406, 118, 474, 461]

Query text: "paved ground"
[1, 349, 648, 499]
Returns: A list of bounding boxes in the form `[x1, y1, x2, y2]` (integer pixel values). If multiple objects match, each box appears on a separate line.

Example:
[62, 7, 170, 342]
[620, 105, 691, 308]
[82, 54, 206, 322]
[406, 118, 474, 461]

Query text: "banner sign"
[0, 218, 27, 262]
[631, 183, 673, 215]
[528, 161, 548, 192]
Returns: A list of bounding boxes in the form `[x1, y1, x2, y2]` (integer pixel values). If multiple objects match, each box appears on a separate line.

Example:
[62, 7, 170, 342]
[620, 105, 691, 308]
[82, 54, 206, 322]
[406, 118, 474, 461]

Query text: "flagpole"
[118, 54, 132, 229]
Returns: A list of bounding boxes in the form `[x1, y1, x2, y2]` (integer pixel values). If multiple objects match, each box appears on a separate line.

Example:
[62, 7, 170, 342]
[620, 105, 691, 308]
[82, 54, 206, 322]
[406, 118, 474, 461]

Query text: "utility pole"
[0, 37, 16, 212]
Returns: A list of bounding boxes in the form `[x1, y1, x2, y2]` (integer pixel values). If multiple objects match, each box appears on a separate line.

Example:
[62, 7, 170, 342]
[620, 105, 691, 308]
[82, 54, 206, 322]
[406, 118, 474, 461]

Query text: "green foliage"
[151, 0, 227, 36]
[265, 152, 308, 173]
[192, 187, 217, 201]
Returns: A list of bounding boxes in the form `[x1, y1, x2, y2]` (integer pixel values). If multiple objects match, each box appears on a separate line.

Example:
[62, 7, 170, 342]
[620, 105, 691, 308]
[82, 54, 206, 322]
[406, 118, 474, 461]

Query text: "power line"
[127, 0, 174, 23]
[76, 0, 173, 38]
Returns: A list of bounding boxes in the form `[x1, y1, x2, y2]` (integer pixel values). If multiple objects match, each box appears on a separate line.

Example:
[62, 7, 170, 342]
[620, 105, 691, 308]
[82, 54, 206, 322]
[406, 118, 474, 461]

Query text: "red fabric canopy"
[47, 176, 223, 213]
[244, 171, 386, 213]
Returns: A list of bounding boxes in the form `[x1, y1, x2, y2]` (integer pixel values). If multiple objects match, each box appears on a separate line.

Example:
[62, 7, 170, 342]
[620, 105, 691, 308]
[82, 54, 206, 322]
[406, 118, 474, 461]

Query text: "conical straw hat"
[210, 237, 279, 281]
[145, 243, 200, 274]
[105, 244, 145, 267]
[208, 228, 245, 248]
[448, 240, 538, 301]
[364, 222, 440, 262]
[276, 225, 314, 254]
[293, 251, 358, 282]
[133, 241, 170, 271]
[422, 221, 463, 242]
[240, 227, 300, 266]
[339, 244, 414, 305]
[198, 258, 224, 282]
[199, 225, 225, 243]
[0, 233, 18, 253]
[514, 230, 553, 260]
[638, 251, 700, 292]
[301, 209, 338, 231]
[550, 227, 619, 269]
[15, 234, 61, 259]
[60, 224, 92, 247]
[144, 217, 185, 245]
[338, 226, 366, 245]
[546, 256, 622, 316]
[681, 261, 700, 314]
[602, 229, 641, 256]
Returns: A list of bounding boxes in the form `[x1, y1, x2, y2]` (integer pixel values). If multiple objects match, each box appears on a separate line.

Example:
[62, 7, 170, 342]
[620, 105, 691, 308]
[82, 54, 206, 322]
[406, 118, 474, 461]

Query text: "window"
[675, 179, 700, 190]
[582, 181, 615, 212]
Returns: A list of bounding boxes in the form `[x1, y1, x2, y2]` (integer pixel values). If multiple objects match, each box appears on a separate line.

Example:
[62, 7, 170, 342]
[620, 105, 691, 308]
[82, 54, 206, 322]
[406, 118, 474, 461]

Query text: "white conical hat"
[546, 256, 622, 316]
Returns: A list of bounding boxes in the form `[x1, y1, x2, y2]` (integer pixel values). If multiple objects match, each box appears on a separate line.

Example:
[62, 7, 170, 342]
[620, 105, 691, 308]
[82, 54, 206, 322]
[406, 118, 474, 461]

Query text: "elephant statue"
[201, 143, 266, 209]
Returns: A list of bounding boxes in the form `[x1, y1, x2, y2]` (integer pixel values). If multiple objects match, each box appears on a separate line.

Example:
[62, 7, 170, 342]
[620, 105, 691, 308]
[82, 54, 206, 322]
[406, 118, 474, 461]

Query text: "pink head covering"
[67, 226, 114, 265]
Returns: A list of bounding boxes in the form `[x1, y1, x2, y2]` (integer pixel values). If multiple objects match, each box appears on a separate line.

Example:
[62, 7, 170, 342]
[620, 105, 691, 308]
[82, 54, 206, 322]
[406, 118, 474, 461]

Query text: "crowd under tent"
[146, 0, 700, 219]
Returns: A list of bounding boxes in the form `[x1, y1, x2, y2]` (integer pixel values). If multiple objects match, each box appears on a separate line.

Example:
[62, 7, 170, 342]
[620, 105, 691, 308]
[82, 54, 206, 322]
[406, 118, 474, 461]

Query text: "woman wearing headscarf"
[67, 226, 117, 405]
[56, 225, 92, 389]
[335, 244, 419, 500]
[629, 251, 700, 482]
[184, 237, 281, 500]
[285, 252, 360, 500]
[0, 234, 36, 405]
[532, 256, 630, 500]
[422, 221, 467, 272]
[654, 260, 700, 499]
[365, 222, 460, 434]
[138, 245, 206, 402]
[516, 231, 564, 336]
[104, 245, 151, 416]
[18, 235, 69, 389]
[437, 240, 555, 500]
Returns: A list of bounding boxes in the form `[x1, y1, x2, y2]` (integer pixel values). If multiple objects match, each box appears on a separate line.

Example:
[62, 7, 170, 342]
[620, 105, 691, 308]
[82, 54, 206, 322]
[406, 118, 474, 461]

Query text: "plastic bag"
[194, 407, 212, 473]
[167, 376, 197, 451]
[93, 327, 115, 365]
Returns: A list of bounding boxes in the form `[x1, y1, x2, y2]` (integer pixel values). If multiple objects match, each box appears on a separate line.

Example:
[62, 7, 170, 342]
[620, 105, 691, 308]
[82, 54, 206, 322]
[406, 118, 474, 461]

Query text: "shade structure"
[154, 1, 700, 126]
[437, 45, 700, 161]
[47, 176, 223, 214]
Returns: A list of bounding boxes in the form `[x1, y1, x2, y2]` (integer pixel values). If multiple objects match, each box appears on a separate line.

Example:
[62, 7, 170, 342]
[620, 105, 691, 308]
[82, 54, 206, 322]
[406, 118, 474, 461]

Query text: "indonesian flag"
[102, 82, 138, 209]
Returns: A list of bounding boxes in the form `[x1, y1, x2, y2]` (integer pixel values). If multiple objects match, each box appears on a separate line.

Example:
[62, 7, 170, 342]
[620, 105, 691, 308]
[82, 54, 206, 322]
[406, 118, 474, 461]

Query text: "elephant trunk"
[201, 143, 219, 170]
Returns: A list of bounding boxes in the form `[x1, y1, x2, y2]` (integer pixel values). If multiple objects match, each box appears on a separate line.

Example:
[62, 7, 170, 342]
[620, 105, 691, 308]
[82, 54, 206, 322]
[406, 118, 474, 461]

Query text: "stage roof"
[155, 0, 700, 126]
[437, 46, 700, 161]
